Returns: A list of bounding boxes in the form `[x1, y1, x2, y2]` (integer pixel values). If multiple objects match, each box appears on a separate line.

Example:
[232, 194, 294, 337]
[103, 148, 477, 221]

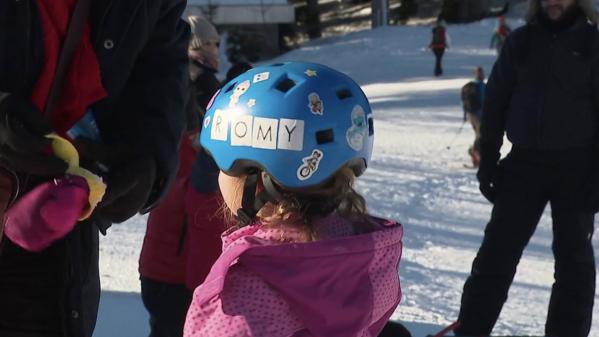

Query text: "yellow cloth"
[46, 134, 106, 220]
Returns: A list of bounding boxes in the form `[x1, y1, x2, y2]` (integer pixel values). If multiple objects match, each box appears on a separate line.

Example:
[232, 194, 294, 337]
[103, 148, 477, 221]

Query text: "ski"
[426, 335, 546, 337]
[425, 322, 545, 337]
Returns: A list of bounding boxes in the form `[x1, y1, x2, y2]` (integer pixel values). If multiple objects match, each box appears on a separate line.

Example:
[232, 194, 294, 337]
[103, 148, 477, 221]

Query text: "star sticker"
[305, 69, 317, 77]
[247, 99, 256, 108]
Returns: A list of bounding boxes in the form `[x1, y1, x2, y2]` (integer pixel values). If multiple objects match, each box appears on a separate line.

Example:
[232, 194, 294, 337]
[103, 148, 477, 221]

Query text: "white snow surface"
[97, 18, 599, 337]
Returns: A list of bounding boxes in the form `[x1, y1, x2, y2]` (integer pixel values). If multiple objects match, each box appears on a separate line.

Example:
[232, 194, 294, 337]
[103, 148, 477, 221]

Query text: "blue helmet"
[199, 61, 374, 189]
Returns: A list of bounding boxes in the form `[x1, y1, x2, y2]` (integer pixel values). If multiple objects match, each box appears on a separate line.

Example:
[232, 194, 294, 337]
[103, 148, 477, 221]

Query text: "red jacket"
[139, 131, 226, 288]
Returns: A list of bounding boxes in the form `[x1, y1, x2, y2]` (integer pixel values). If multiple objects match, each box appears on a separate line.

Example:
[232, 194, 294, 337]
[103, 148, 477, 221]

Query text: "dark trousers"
[141, 277, 192, 337]
[456, 149, 596, 337]
[433, 48, 445, 76]
[0, 221, 100, 337]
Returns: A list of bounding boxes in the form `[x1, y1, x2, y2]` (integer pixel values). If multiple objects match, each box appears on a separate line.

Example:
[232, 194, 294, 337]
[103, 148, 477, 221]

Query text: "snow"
[187, 0, 289, 5]
[96, 18, 599, 337]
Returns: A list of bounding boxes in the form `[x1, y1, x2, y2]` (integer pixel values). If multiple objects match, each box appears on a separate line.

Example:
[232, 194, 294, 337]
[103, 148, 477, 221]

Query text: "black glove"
[477, 142, 501, 203]
[0, 95, 67, 176]
[74, 138, 156, 223]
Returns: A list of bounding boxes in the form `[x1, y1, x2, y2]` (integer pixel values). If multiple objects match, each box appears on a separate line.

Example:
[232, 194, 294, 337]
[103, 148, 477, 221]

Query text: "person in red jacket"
[429, 20, 450, 76]
[138, 15, 227, 337]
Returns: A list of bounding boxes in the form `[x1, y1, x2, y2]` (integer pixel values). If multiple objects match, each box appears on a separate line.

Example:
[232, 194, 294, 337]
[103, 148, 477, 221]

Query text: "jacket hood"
[196, 215, 403, 337]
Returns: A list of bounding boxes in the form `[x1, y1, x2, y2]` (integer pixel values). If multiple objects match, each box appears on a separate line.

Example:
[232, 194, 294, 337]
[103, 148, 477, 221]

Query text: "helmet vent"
[336, 89, 352, 100]
[270, 63, 285, 67]
[275, 78, 296, 93]
[368, 117, 374, 136]
[224, 82, 237, 93]
[316, 129, 335, 144]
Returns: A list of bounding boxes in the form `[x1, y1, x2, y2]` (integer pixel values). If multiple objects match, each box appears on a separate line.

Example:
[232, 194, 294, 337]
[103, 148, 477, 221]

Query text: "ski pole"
[445, 121, 466, 150]
[426, 321, 460, 337]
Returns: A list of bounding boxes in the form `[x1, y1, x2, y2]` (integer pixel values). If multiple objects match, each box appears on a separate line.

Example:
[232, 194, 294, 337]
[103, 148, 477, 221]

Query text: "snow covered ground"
[96, 18, 599, 337]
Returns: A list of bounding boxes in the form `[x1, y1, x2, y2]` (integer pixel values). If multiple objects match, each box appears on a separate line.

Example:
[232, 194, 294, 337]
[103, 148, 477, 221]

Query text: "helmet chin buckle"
[235, 172, 279, 227]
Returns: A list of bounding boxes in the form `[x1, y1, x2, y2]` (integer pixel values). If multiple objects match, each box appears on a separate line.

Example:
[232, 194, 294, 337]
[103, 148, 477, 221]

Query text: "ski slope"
[96, 18, 599, 337]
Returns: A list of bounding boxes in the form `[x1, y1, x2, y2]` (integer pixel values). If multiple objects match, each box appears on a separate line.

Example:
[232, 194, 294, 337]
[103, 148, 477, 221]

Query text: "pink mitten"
[4, 175, 89, 252]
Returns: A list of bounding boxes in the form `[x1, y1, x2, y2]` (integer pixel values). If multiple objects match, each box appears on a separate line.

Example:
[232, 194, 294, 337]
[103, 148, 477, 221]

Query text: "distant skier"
[183, 62, 404, 337]
[460, 66, 486, 167]
[489, 16, 512, 55]
[455, 0, 599, 337]
[429, 20, 450, 76]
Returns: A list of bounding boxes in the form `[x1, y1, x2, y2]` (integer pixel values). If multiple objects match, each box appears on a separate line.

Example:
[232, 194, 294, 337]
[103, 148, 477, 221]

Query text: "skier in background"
[429, 20, 450, 76]
[489, 16, 512, 55]
[460, 66, 486, 167]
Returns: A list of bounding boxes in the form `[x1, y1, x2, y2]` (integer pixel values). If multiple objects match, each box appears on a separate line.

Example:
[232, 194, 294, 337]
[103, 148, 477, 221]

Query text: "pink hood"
[185, 214, 403, 337]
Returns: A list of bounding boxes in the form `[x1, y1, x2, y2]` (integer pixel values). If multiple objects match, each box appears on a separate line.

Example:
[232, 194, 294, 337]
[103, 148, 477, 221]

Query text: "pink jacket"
[184, 214, 403, 337]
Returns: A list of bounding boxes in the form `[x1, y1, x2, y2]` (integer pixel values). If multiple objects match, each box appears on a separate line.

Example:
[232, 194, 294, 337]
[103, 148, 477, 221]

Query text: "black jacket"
[0, 0, 190, 211]
[187, 67, 221, 193]
[481, 14, 599, 153]
[0, 1, 189, 337]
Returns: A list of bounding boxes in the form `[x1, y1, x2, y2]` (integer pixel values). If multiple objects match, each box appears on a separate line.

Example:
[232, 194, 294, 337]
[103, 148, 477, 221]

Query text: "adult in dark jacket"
[139, 15, 224, 337]
[0, 1, 189, 337]
[455, 0, 599, 336]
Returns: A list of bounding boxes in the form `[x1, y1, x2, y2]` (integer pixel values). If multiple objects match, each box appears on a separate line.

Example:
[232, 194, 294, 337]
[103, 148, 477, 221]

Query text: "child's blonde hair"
[223, 166, 369, 241]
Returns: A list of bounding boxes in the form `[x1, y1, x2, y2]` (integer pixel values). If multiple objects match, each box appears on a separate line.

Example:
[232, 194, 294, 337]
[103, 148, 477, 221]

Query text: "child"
[184, 62, 404, 337]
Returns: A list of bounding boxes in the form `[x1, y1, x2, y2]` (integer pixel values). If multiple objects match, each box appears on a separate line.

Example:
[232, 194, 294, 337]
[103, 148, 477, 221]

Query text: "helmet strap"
[236, 172, 279, 227]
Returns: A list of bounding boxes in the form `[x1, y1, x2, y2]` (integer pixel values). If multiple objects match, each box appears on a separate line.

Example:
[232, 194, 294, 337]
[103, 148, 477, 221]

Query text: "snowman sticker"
[346, 105, 367, 151]
[229, 80, 251, 107]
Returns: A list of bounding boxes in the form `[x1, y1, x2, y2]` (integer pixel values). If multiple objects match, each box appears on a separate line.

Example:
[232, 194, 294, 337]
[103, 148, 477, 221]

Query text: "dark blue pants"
[141, 277, 192, 337]
[456, 149, 596, 337]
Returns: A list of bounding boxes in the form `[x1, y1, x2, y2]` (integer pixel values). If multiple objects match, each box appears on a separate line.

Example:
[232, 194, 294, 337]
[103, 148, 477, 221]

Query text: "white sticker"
[247, 99, 256, 108]
[277, 119, 304, 151]
[297, 149, 323, 181]
[230, 115, 254, 146]
[210, 109, 228, 141]
[206, 89, 220, 111]
[346, 105, 367, 151]
[252, 117, 278, 150]
[308, 92, 324, 115]
[305, 69, 317, 77]
[203, 116, 211, 129]
[229, 80, 251, 107]
[253, 72, 270, 83]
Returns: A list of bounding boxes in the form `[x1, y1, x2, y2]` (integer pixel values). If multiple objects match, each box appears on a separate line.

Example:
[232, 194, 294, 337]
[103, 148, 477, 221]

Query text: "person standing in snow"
[460, 66, 486, 167]
[429, 20, 450, 76]
[139, 15, 226, 337]
[455, 0, 599, 336]
[0, 1, 189, 337]
[489, 16, 512, 55]
[183, 62, 404, 337]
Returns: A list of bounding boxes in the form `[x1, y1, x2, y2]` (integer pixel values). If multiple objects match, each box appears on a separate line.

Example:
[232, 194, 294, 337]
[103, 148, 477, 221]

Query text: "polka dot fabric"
[184, 215, 403, 337]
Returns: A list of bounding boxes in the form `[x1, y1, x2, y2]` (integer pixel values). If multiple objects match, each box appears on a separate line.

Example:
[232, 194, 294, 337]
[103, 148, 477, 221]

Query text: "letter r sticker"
[210, 109, 228, 141]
